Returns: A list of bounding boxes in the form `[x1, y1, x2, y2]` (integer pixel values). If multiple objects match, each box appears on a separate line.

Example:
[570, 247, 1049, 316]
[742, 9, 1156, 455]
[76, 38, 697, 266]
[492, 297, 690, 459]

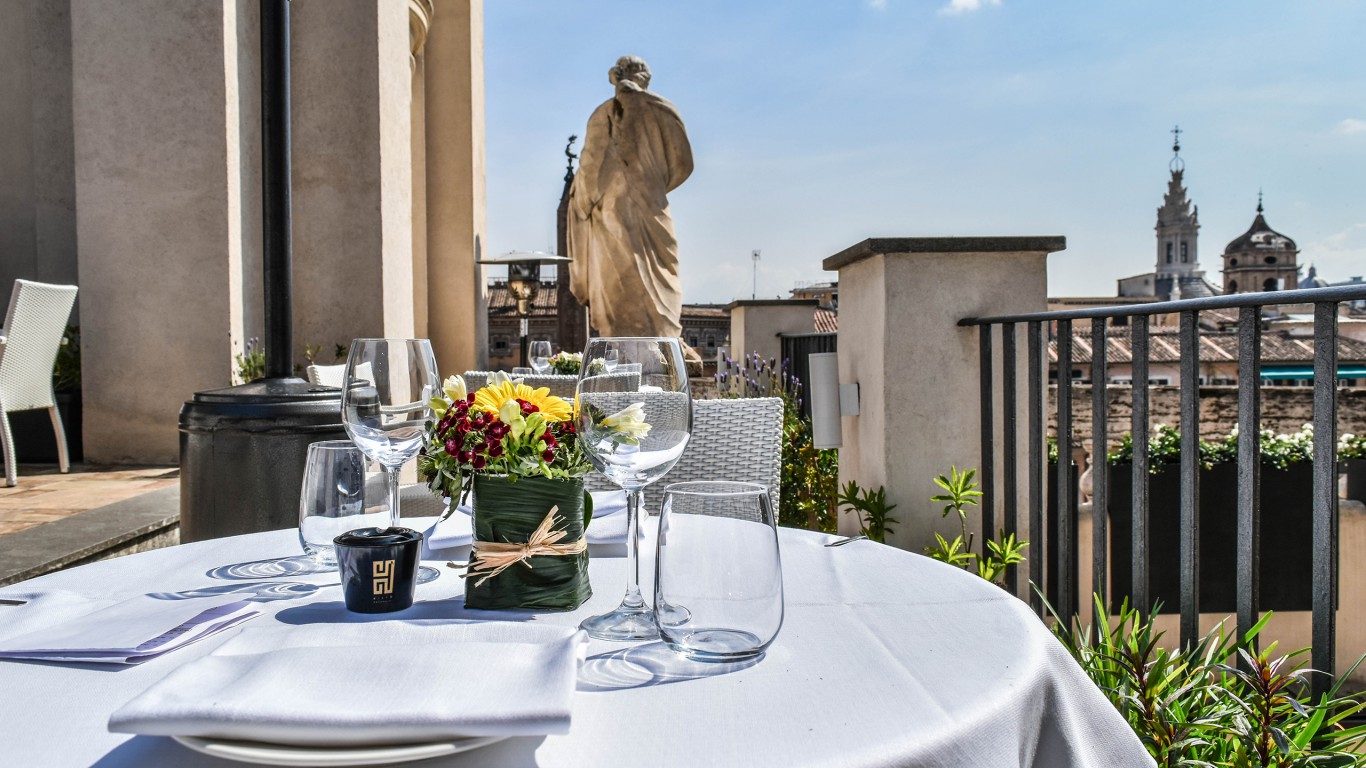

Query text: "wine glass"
[602, 343, 620, 373]
[576, 337, 692, 640]
[529, 340, 553, 374]
[340, 339, 439, 528]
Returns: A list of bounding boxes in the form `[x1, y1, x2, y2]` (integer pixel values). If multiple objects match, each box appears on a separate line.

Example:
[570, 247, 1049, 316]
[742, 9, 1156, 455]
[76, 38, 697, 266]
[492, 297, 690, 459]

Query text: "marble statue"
[567, 56, 693, 338]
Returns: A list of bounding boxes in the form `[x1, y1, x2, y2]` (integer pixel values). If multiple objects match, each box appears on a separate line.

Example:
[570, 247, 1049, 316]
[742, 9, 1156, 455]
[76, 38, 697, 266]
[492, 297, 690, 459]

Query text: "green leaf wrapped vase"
[464, 474, 591, 611]
[417, 374, 596, 612]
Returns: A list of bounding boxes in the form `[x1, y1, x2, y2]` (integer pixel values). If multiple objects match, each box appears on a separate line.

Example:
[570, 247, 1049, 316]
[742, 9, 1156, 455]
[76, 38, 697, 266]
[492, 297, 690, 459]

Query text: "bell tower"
[1155, 126, 1201, 280]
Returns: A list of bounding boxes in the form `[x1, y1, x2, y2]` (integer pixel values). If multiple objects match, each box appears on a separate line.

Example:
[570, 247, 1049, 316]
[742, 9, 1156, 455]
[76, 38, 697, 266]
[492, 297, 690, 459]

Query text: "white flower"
[488, 371, 512, 386]
[599, 402, 651, 441]
[442, 375, 467, 403]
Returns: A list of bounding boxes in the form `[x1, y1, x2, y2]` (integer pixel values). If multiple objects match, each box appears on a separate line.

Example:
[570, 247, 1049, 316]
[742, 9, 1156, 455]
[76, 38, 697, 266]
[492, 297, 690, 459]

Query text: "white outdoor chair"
[584, 396, 784, 515]
[0, 280, 79, 486]
[462, 371, 580, 399]
[306, 362, 371, 388]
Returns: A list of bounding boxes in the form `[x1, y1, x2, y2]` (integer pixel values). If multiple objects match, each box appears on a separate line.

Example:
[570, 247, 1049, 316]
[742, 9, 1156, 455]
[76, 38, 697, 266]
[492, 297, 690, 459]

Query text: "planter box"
[1108, 461, 1322, 613]
[1346, 459, 1366, 504]
[9, 392, 83, 464]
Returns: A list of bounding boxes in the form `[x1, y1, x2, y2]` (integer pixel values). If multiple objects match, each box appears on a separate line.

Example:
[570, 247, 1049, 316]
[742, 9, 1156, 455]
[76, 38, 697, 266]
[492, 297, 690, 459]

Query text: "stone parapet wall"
[1047, 385, 1366, 450]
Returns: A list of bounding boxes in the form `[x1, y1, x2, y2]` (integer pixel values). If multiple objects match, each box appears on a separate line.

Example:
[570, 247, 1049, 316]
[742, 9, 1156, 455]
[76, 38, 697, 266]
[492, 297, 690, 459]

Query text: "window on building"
[492, 336, 510, 352]
[1180, 242, 1188, 262]
[1166, 243, 1173, 263]
[1265, 256, 1276, 264]
[705, 334, 716, 349]
[1230, 258, 1239, 266]
[1263, 278, 1278, 292]
[688, 335, 699, 347]
[1228, 280, 1238, 292]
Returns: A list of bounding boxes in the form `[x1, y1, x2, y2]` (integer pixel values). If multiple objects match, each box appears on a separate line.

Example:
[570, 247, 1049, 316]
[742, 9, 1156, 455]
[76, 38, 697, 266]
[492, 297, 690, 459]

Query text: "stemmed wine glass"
[529, 340, 553, 374]
[576, 337, 692, 640]
[340, 339, 439, 529]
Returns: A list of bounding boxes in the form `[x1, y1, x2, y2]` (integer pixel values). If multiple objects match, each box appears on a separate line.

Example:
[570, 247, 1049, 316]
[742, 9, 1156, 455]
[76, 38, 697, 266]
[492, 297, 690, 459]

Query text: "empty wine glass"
[602, 343, 620, 373]
[576, 337, 692, 640]
[341, 339, 439, 528]
[529, 340, 553, 374]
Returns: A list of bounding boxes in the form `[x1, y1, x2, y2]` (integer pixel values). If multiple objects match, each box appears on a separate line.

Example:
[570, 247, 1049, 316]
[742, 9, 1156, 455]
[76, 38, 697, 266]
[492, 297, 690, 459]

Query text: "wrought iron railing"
[959, 284, 1366, 697]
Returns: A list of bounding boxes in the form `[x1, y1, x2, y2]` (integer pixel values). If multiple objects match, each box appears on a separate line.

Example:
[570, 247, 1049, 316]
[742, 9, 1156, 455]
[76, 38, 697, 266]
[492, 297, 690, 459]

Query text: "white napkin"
[426, 490, 635, 549]
[0, 591, 259, 665]
[109, 621, 586, 746]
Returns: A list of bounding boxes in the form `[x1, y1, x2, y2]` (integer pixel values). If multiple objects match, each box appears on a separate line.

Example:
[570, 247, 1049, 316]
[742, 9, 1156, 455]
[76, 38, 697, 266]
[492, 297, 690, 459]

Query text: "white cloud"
[939, 0, 1001, 16]
[868, 0, 887, 8]
[1335, 118, 1366, 135]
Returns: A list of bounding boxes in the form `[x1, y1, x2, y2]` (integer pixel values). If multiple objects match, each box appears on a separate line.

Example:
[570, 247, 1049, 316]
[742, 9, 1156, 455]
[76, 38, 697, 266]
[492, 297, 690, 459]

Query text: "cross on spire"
[1257, 188, 1264, 213]
[1171, 125, 1182, 154]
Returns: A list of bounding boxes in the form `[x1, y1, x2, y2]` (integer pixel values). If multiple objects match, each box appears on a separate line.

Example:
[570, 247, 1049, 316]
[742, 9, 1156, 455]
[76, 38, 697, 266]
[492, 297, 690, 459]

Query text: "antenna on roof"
[752, 250, 761, 300]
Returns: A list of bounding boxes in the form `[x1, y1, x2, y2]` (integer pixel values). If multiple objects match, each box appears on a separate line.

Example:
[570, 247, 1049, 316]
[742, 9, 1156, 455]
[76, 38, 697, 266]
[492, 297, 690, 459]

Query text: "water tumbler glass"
[654, 481, 784, 661]
[298, 440, 389, 565]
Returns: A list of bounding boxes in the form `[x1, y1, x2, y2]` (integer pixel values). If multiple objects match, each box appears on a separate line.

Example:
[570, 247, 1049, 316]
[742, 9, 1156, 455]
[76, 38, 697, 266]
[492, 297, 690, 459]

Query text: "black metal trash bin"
[179, 379, 347, 543]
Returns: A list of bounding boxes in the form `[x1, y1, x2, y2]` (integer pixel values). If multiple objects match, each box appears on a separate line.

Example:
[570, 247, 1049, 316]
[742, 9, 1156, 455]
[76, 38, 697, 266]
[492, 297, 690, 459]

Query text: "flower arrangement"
[419, 373, 592, 506]
[547, 351, 583, 375]
[1106, 423, 1321, 472]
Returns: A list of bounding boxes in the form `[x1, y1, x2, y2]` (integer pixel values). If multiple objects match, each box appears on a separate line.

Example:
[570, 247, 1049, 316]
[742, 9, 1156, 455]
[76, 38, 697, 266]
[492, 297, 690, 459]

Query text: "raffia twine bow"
[461, 505, 586, 587]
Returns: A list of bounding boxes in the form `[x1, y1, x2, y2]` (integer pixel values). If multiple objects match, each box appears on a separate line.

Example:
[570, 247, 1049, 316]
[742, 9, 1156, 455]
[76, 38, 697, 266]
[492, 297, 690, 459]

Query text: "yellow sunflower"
[472, 381, 573, 422]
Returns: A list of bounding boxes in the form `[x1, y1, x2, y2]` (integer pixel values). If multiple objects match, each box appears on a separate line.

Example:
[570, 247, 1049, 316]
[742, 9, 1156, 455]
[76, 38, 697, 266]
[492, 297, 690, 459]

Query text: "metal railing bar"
[1179, 310, 1201, 647]
[958, 284, 1366, 326]
[1057, 319, 1076, 621]
[1028, 321, 1045, 615]
[979, 325, 995, 545]
[1003, 322, 1019, 597]
[1090, 319, 1108, 610]
[1131, 316, 1150, 618]
[1312, 301, 1338, 700]
[1236, 306, 1261, 653]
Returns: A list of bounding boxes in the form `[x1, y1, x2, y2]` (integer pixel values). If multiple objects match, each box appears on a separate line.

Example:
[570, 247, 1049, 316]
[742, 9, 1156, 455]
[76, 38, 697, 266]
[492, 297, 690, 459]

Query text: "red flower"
[472, 455, 487, 470]
[541, 449, 556, 463]
[444, 439, 459, 456]
[487, 443, 504, 458]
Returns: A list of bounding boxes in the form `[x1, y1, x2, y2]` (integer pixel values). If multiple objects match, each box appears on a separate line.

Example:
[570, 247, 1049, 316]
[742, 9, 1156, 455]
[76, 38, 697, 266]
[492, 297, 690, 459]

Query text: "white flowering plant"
[1340, 433, 1366, 462]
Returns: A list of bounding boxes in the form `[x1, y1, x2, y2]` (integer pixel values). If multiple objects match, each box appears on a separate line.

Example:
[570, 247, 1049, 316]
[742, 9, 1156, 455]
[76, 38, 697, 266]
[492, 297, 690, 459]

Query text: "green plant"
[926, 466, 1028, 586]
[1341, 432, 1366, 461]
[836, 480, 897, 543]
[53, 325, 80, 392]
[234, 336, 265, 384]
[717, 352, 839, 533]
[1047, 595, 1366, 766]
[1108, 424, 1318, 473]
[547, 352, 582, 375]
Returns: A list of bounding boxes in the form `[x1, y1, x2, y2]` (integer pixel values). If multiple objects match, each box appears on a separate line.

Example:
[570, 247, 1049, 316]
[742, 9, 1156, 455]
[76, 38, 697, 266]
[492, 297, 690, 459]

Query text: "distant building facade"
[1221, 197, 1300, 294]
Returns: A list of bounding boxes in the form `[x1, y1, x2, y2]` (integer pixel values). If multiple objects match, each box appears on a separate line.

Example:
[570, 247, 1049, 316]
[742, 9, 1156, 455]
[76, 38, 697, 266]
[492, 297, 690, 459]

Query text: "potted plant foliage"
[1341, 432, 1366, 503]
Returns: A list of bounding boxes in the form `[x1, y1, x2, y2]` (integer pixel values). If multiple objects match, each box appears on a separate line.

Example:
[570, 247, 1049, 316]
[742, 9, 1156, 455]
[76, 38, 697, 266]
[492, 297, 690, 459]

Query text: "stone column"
[0, 0, 79, 302]
[823, 237, 1064, 554]
[290, 0, 415, 357]
[727, 299, 820, 367]
[424, 0, 488, 375]
[70, 0, 254, 463]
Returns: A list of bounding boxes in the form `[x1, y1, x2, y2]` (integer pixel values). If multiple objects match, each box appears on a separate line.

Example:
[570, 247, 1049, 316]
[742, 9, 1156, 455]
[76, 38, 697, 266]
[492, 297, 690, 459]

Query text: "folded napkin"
[426, 490, 635, 549]
[0, 591, 259, 665]
[109, 621, 586, 746]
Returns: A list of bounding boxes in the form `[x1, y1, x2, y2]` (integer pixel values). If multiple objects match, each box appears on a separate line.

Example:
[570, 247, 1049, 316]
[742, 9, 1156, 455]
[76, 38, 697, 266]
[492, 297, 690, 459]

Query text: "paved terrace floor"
[0, 464, 180, 586]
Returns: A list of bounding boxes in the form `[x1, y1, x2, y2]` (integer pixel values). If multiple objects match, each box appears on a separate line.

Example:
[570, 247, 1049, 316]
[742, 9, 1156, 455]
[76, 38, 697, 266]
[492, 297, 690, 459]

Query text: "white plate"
[172, 734, 506, 766]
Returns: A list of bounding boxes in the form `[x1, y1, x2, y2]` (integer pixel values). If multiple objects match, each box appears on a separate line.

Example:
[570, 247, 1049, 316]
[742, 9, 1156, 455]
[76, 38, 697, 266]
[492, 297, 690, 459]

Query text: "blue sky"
[483, 0, 1366, 302]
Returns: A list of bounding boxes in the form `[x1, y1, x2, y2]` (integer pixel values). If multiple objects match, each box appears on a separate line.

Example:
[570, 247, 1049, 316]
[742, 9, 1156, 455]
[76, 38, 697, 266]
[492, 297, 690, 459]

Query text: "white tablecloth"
[0, 519, 1152, 767]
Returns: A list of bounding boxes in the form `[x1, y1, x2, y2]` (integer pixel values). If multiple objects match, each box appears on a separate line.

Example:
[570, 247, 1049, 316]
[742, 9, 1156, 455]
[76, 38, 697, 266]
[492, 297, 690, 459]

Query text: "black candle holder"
[334, 527, 422, 613]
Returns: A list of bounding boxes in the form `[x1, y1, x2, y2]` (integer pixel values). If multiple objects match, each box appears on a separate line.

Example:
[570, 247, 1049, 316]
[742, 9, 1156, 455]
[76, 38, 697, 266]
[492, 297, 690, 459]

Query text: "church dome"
[1224, 203, 1297, 256]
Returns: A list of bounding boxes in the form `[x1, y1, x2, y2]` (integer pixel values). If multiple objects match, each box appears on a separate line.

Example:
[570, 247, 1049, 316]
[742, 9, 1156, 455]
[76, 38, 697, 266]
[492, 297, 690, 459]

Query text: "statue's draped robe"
[568, 81, 693, 337]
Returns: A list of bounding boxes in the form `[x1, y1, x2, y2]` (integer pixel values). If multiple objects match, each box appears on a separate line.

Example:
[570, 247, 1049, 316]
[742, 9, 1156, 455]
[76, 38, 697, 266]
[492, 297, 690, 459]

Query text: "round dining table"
[0, 518, 1151, 767]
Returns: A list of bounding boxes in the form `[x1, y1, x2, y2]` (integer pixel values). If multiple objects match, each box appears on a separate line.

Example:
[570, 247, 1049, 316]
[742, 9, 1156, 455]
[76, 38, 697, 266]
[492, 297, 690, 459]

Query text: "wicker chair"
[584, 396, 784, 515]
[462, 370, 642, 399]
[305, 362, 372, 388]
[0, 280, 79, 486]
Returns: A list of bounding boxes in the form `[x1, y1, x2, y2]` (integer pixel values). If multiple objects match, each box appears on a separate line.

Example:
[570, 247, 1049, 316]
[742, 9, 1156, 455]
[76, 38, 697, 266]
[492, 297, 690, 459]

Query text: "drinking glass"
[602, 343, 620, 373]
[576, 337, 692, 640]
[511, 367, 534, 377]
[298, 441, 389, 565]
[341, 339, 439, 528]
[529, 340, 553, 373]
[655, 482, 783, 661]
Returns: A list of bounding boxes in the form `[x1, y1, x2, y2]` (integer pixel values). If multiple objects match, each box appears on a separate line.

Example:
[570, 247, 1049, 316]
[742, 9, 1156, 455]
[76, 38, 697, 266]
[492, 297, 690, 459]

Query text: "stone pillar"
[0, 0, 79, 302]
[409, 0, 432, 339]
[424, 0, 488, 375]
[727, 299, 819, 368]
[291, 0, 415, 356]
[70, 1, 254, 463]
[823, 237, 1064, 553]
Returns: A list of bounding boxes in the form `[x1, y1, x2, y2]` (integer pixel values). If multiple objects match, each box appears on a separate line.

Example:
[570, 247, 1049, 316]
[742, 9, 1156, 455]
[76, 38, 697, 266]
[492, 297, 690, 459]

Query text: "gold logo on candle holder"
[373, 559, 395, 595]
